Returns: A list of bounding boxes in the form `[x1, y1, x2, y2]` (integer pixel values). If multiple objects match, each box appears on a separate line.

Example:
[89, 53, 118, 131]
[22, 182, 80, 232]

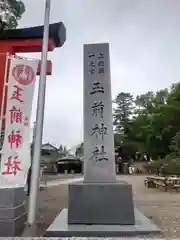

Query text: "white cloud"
[18, 0, 180, 148]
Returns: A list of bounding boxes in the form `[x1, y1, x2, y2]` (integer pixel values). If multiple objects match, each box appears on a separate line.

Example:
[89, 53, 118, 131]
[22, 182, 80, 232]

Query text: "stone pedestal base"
[68, 182, 135, 225]
[45, 182, 161, 237]
[0, 187, 27, 237]
[45, 208, 161, 237]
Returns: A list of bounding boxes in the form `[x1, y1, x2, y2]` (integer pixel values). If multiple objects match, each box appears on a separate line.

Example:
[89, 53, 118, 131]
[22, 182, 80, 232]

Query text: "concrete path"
[17, 237, 162, 239]
[40, 176, 83, 187]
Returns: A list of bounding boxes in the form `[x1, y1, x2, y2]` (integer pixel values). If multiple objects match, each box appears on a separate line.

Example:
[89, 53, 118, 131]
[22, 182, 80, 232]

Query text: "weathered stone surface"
[83, 43, 116, 183]
[0, 203, 26, 220]
[68, 182, 135, 225]
[0, 187, 26, 237]
[45, 208, 161, 237]
[0, 187, 25, 207]
[0, 213, 27, 237]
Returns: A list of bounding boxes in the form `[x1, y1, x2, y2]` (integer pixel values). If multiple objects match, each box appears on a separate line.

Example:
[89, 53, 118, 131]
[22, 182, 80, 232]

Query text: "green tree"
[170, 132, 180, 155]
[114, 84, 180, 159]
[58, 144, 69, 158]
[114, 82, 180, 160]
[49, 151, 59, 173]
[113, 92, 134, 134]
[114, 133, 137, 161]
[75, 142, 84, 159]
[135, 91, 155, 115]
[134, 84, 180, 158]
[1, 0, 25, 29]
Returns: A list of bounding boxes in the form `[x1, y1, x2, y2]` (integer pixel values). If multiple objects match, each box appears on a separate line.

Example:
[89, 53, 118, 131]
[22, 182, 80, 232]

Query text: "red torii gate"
[0, 22, 66, 128]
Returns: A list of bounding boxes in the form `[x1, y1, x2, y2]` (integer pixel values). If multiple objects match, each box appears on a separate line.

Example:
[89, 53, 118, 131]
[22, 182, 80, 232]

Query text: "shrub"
[143, 159, 164, 174]
[160, 158, 180, 176]
[135, 167, 143, 174]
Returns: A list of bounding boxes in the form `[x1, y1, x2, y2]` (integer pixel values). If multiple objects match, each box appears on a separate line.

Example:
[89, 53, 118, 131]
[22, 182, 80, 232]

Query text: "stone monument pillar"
[68, 43, 135, 225]
[83, 43, 116, 183]
[46, 43, 161, 238]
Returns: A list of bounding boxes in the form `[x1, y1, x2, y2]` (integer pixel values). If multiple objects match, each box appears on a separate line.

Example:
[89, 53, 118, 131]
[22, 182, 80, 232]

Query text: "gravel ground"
[43, 173, 83, 181]
[35, 175, 180, 239]
[118, 175, 180, 239]
[35, 184, 68, 236]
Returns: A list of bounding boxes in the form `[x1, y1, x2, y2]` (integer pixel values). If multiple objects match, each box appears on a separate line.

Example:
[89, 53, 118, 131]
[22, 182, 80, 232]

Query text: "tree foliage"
[74, 82, 180, 164]
[113, 92, 134, 134]
[113, 82, 180, 160]
[75, 142, 84, 159]
[59, 144, 69, 158]
[1, 0, 25, 29]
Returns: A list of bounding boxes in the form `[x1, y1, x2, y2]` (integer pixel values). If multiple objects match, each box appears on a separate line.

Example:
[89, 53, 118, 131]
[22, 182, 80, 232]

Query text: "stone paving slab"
[45, 177, 83, 187]
[0, 238, 165, 240]
[45, 208, 161, 238]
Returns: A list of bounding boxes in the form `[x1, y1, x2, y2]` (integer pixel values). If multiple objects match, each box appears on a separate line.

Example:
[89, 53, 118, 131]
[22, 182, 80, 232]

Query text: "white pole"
[27, 0, 51, 226]
[0, 53, 9, 150]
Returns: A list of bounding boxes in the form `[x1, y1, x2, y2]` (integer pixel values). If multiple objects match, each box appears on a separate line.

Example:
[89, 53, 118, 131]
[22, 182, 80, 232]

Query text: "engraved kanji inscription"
[92, 101, 104, 118]
[90, 82, 104, 95]
[91, 123, 107, 140]
[90, 145, 108, 162]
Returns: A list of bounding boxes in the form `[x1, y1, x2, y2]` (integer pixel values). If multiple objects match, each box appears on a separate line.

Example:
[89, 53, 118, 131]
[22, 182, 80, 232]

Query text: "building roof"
[59, 155, 77, 160]
[42, 143, 58, 151]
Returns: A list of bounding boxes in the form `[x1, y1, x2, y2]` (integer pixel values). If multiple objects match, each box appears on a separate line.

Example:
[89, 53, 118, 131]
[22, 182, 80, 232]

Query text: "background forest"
[76, 82, 180, 175]
[113, 82, 180, 160]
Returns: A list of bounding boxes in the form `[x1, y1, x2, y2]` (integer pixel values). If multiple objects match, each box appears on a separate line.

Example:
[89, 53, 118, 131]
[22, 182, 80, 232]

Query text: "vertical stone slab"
[46, 42, 162, 236]
[68, 43, 135, 225]
[0, 187, 27, 237]
[83, 43, 116, 183]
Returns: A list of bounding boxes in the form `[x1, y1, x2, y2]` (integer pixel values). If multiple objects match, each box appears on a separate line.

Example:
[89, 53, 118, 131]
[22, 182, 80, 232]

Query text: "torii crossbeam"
[0, 22, 66, 125]
[0, 21, 66, 237]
